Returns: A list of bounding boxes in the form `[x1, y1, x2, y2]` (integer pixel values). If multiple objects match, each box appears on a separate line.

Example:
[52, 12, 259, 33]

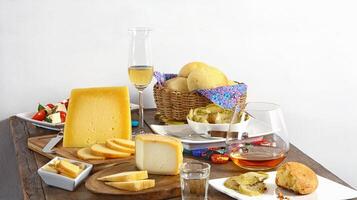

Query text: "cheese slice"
[42, 164, 59, 174]
[135, 134, 183, 175]
[112, 138, 135, 149]
[105, 179, 155, 191]
[77, 147, 106, 160]
[97, 170, 148, 182]
[57, 160, 81, 178]
[63, 86, 132, 147]
[106, 139, 135, 154]
[91, 144, 131, 158]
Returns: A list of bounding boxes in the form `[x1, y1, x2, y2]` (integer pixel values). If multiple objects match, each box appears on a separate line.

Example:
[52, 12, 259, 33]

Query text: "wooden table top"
[9, 109, 355, 200]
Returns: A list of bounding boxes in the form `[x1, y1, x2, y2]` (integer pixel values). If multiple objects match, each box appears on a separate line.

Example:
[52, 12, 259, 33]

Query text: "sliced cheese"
[106, 139, 135, 154]
[91, 144, 131, 158]
[57, 160, 81, 178]
[98, 170, 148, 182]
[77, 147, 106, 160]
[42, 164, 58, 174]
[112, 138, 135, 149]
[63, 86, 132, 147]
[135, 134, 183, 175]
[105, 179, 155, 191]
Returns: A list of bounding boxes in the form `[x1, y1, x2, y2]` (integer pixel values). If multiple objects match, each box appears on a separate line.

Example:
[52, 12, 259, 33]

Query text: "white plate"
[16, 103, 140, 131]
[150, 119, 278, 149]
[150, 124, 227, 150]
[16, 112, 65, 131]
[209, 171, 357, 200]
[150, 124, 226, 144]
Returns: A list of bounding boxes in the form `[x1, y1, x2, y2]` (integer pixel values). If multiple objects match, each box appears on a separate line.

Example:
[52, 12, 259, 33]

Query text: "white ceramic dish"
[16, 103, 140, 131]
[209, 171, 357, 200]
[187, 117, 249, 134]
[37, 157, 93, 191]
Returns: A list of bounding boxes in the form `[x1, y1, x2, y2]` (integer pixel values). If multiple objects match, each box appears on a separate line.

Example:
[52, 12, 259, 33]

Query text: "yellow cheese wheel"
[178, 62, 208, 77]
[187, 66, 228, 91]
[63, 86, 132, 147]
[165, 77, 189, 92]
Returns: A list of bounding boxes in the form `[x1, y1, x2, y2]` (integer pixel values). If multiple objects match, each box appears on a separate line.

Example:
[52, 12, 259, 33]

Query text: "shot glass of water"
[180, 161, 211, 200]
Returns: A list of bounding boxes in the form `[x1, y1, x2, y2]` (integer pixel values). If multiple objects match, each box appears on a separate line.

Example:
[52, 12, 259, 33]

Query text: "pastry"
[228, 80, 237, 85]
[275, 162, 318, 195]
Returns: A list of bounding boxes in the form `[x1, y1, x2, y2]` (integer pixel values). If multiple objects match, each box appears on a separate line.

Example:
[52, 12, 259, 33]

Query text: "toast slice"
[106, 139, 135, 154]
[111, 138, 135, 149]
[98, 170, 148, 182]
[77, 147, 106, 160]
[91, 144, 131, 158]
[105, 179, 155, 191]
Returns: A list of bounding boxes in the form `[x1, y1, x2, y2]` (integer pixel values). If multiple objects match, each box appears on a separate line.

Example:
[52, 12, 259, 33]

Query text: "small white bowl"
[37, 157, 93, 191]
[187, 117, 249, 134]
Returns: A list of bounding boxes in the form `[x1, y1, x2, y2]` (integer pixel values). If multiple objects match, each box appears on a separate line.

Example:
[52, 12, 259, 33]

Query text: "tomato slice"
[59, 111, 66, 123]
[46, 103, 55, 109]
[32, 110, 46, 121]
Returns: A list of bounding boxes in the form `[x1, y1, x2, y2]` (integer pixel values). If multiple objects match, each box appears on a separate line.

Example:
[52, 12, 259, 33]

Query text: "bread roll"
[275, 162, 318, 195]
[178, 62, 208, 77]
[165, 77, 189, 92]
[187, 66, 228, 91]
[228, 80, 237, 86]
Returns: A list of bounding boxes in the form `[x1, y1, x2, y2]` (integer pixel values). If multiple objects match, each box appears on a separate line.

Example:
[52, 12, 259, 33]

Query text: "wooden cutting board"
[27, 134, 134, 170]
[85, 161, 181, 200]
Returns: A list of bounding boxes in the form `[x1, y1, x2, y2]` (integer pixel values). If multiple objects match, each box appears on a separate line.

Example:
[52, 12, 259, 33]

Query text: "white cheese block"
[49, 112, 61, 124]
[55, 103, 67, 113]
[135, 134, 183, 175]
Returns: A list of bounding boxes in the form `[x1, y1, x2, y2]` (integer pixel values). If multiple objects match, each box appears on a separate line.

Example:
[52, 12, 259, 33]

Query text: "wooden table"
[9, 109, 355, 200]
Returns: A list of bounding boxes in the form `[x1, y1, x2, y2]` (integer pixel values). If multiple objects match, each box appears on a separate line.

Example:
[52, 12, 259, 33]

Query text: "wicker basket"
[153, 83, 247, 121]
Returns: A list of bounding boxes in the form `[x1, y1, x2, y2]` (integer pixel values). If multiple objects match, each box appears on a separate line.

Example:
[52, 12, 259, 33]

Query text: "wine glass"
[226, 102, 289, 170]
[128, 27, 154, 135]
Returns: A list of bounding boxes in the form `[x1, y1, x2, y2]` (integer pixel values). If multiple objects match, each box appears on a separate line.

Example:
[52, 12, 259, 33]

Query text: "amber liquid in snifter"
[230, 150, 286, 170]
[128, 65, 154, 90]
[228, 136, 287, 170]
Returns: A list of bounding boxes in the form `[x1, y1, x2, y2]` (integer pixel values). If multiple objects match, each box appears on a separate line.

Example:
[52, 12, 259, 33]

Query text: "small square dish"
[37, 157, 93, 191]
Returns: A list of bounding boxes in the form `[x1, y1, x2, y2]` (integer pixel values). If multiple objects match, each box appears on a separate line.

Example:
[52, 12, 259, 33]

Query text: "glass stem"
[138, 90, 144, 131]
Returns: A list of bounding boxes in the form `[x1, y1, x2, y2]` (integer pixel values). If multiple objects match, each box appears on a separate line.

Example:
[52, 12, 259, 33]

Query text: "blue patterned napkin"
[154, 71, 247, 109]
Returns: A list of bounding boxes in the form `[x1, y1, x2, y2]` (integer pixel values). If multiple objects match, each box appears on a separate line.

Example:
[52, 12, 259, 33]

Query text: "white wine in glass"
[128, 27, 153, 135]
[128, 66, 154, 90]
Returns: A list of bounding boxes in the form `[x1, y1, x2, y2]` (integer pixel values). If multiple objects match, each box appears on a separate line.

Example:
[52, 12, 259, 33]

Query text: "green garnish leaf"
[44, 116, 52, 123]
[38, 104, 45, 111]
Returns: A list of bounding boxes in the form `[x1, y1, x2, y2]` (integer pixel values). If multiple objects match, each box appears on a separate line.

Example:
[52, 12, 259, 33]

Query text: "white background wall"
[1, 0, 357, 188]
